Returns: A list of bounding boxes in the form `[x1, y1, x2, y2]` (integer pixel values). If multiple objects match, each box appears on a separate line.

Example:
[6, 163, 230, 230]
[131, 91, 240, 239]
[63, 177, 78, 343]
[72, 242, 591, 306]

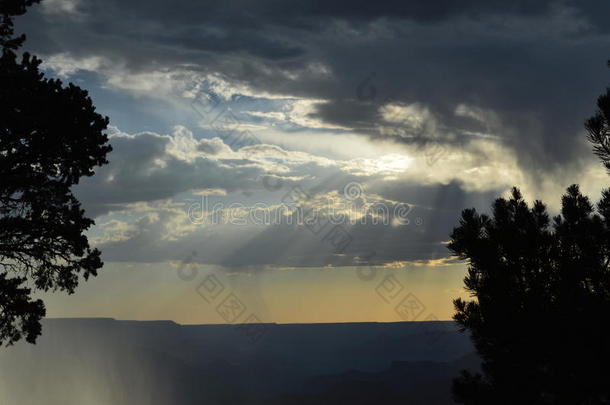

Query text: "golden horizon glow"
[39, 262, 468, 324]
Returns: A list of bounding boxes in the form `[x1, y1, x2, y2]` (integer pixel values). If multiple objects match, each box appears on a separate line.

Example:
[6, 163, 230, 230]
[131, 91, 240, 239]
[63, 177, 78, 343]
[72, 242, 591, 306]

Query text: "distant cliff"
[0, 318, 476, 404]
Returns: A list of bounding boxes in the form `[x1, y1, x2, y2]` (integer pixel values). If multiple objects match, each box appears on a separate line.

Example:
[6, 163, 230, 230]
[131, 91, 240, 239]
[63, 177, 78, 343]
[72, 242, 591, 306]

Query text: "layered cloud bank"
[76, 125, 605, 268]
[14, 0, 610, 268]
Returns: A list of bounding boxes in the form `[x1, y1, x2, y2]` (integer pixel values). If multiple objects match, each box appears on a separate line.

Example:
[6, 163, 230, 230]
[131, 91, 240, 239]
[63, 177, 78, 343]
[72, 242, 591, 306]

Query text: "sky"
[16, 0, 610, 324]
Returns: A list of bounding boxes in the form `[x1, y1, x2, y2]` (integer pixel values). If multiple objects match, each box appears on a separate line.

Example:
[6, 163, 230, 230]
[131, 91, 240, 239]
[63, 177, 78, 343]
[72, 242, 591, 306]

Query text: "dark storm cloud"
[61, 0, 559, 29]
[17, 0, 610, 177]
[13, 0, 610, 266]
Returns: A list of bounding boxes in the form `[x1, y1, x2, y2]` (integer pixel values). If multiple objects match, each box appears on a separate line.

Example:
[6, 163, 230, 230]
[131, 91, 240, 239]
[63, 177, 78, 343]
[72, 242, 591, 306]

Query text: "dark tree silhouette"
[586, 61, 610, 173]
[449, 186, 610, 404]
[0, 0, 111, 345]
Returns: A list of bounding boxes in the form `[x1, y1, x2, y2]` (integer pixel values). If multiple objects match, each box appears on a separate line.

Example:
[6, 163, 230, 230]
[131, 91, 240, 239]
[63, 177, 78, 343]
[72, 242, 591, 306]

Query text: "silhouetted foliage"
[586, 60, 610, 173]
[0, 0, 111, 345]
[449, 186, 610, 404]
[1, 0, 38, 51]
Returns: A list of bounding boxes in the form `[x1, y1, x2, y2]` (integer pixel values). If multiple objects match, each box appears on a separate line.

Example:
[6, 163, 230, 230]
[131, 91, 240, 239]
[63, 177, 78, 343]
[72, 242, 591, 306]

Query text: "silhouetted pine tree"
[0, 0, 111, 345]
[450, 185, 610, 404]
[586, 61, 610, 173]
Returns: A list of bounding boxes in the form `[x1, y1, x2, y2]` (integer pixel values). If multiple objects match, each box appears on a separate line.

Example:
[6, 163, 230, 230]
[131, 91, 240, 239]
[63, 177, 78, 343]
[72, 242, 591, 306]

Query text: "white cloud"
[41, 0, 81, 15]
[43, 53, 105, 78]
